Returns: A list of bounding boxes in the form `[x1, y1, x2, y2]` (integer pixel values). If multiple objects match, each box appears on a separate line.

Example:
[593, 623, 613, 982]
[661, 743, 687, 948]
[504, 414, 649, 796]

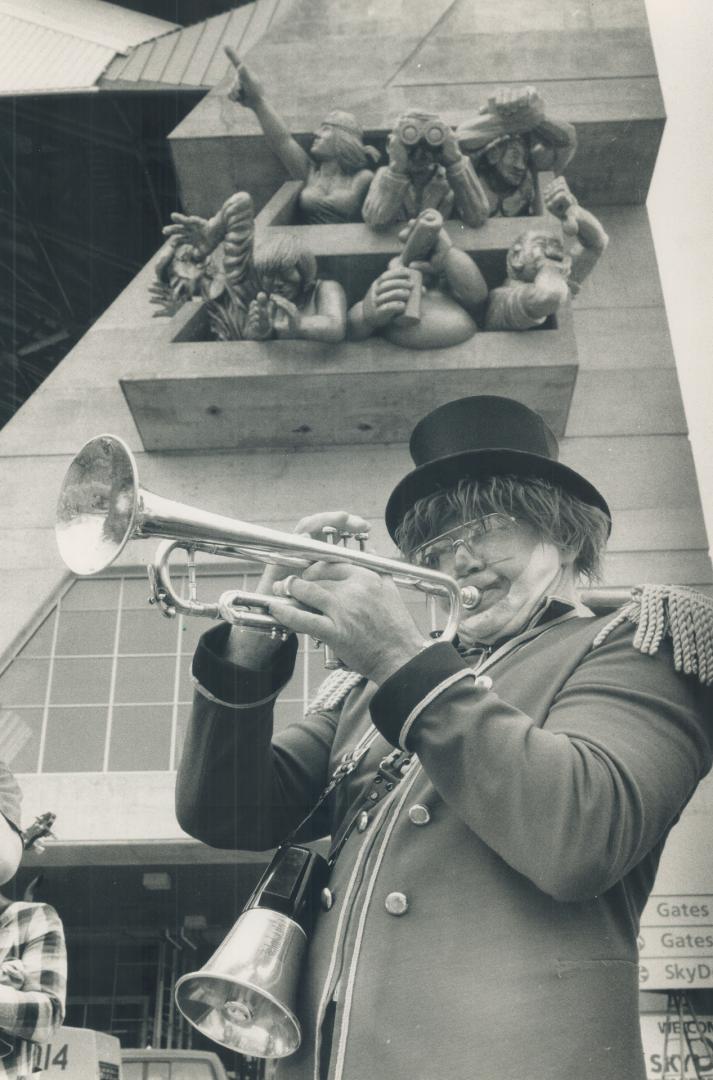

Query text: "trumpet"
[55, 435, 479, 657]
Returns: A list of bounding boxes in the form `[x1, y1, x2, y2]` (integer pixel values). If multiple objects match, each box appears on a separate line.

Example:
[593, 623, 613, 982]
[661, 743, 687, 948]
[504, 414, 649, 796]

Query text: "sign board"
[641, 1013, 713, 1078]
[36, 1027, 121, 1079]
[639, 894, 713, 990]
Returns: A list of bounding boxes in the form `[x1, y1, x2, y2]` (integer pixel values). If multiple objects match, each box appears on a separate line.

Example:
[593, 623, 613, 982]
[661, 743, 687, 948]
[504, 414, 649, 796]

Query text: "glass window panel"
[114, 656, 176, 704]
[107, 706, 172, 771]
[56, 610, 116, 656]
[119, 610, 179, 655]
[50, 658, 113, 705]
[176, 657, 194, 704]
[122, 576, 159, 609]
[61, 579, 120, 611]
[0, 708, 42, 773]
[178, 615, 210, 655]
[21, 615, 56, 657]
[0, 659, 50, 706]
[42, 707, 108, 771]
[174, 704, 191, 764]
[274, 699, 305, 732]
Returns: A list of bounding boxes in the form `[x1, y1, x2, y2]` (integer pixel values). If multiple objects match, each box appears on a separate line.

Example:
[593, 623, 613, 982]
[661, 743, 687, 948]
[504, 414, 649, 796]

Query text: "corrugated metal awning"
[0, 0, 178, 95]
[101, 3, 261, 91]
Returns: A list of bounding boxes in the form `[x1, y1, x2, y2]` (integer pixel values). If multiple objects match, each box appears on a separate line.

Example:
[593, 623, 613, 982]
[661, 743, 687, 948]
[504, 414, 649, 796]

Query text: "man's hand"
[269, 561, 426, 683]
[225, 47, 264, 110]
[486, 86, 545, 131]
[255, 511, 372, 602]
[543, 176, 580, 236]
[363, 267, 417, 328]
[223, 511, 371, 669]
[386, 132, 411, 175]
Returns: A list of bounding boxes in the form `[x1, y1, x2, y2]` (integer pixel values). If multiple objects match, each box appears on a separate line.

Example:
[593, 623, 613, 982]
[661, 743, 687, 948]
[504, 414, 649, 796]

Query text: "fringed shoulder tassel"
[307, 668, 366, 713]
[592, 584, 713, 686]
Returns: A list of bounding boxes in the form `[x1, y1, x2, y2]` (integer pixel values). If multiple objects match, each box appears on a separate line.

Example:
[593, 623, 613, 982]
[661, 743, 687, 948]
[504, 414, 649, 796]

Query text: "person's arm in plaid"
[0, 904, 66, 1044]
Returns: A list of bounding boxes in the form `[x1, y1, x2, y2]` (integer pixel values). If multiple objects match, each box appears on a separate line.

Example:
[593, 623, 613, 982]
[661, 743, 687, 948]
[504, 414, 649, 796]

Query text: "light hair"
[395, 475, 609, 580]
[327, 126, 380, 173]
[253, 235, 317, 301]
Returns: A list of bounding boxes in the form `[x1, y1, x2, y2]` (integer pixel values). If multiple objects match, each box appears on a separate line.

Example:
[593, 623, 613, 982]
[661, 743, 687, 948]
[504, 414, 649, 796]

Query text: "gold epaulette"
[307, 668, 366, 713]
[592, 584, 713, 686]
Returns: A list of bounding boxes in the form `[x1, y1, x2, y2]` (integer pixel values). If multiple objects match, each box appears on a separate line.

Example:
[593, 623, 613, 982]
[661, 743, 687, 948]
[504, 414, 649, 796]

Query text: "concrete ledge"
[120, 307, 577, 451]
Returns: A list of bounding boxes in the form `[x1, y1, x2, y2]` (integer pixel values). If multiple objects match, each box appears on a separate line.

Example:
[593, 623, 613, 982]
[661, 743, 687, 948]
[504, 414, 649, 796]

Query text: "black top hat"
[385, 395, 611, 540]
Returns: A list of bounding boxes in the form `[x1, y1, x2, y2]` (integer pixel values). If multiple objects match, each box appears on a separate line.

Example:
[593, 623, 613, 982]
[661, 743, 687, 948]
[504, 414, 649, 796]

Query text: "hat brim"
[385, 448, 611, 541]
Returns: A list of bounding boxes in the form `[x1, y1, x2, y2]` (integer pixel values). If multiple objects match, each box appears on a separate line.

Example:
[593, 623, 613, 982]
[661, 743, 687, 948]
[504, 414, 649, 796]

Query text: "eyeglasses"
[412, 514, 518, 571]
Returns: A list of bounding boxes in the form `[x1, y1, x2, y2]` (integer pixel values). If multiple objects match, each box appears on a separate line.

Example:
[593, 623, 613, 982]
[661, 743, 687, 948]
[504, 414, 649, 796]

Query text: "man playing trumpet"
[176, 395, 713, 1080]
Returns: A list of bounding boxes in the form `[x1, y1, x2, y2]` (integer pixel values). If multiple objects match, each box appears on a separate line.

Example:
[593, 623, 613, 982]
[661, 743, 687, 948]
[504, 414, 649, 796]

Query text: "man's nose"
[452, 539, 484, 572]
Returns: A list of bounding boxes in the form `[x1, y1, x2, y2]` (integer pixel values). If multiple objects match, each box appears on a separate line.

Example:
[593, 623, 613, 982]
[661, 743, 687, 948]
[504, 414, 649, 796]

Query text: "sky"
[644, 0, 713, 555]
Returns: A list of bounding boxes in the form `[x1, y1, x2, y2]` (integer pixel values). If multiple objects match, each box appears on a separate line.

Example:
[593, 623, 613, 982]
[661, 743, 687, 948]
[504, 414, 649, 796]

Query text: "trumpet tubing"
[55, 435, 479, 645]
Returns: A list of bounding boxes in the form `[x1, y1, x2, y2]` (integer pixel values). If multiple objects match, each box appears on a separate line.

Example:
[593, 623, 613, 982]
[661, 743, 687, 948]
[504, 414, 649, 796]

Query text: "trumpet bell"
[56, 435, 138, 576]
[175, 908, 305, 1058]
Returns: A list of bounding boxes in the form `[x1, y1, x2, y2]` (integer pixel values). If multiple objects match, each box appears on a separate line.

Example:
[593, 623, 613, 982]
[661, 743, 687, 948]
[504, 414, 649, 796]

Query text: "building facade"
[0, 2, 711, 1075]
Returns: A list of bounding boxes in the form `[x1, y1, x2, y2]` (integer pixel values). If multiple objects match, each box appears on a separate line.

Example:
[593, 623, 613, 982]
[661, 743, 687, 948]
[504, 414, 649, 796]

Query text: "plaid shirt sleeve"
[0, 903, 66, 1045]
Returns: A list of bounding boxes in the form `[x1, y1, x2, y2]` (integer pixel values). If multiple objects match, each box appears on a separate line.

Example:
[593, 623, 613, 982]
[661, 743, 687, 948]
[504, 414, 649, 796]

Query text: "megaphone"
[175, 845, 329, 1059]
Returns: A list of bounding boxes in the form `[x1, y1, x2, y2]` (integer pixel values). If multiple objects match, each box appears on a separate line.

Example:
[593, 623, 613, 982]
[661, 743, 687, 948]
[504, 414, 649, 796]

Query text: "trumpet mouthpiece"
[461, 586, 480, 610]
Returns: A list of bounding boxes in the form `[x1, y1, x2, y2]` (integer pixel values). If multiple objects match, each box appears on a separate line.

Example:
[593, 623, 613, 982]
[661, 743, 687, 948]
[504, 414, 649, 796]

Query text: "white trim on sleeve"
[398, 668, 481, 749]
[191, 675, 279, 711]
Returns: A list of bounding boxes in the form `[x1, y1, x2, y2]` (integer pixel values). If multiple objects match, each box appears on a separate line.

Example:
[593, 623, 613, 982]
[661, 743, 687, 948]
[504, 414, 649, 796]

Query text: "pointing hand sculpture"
[456, 87, 577, 218]
[225, 47, 379, 225]
[485, 177, 608, 331]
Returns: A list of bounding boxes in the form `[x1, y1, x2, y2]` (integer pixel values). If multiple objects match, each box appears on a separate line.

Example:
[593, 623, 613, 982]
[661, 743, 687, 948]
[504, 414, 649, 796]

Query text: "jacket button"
[320, 888, 334, 911]
[384, 891, 409, 916]
[356, 811, 370, 832]
[474, 674, 493, 690]
[408, 804, 430, 826]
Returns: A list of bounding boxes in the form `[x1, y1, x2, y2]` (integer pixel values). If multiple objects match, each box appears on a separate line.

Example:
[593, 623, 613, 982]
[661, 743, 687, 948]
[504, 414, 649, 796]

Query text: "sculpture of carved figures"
[455, 87, 577, 218]
[485, 177, 608, 331]
[154, 192, 347, 343]
[149, 236, 217, 319]
[348, 209, 488, 349]
[362, 111, 489, 230]
[224, 47, 379, 225]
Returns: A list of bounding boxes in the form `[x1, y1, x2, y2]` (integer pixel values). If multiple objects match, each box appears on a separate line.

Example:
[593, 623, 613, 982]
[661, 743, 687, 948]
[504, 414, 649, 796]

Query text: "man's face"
[512, 231, 571, 282]
[424, 517, 573, 645]
[494, 137, 528, 187]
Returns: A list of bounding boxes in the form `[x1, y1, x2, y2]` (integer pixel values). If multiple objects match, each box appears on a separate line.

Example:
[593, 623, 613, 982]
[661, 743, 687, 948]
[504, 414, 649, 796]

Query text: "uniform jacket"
[175, 600, 713, 1080]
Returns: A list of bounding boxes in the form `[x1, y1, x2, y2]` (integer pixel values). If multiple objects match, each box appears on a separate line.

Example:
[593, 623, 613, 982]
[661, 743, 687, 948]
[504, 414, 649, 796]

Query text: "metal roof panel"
[203, 5, 255, 86]
[99, 3, 264, 93]
[0, 0, 177, 52]
[180, 10, 232, 88]
[0, 15, 114, 93]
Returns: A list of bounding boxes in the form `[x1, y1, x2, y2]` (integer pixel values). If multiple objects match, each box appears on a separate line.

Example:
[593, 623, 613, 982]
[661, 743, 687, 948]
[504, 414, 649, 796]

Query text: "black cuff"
[369, 641, 468, 747]
[192, 623, 299, 708]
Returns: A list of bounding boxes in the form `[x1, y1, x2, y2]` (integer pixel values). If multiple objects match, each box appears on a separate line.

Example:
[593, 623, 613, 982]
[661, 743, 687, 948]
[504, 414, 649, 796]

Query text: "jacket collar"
[457, 593, 593, 659]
